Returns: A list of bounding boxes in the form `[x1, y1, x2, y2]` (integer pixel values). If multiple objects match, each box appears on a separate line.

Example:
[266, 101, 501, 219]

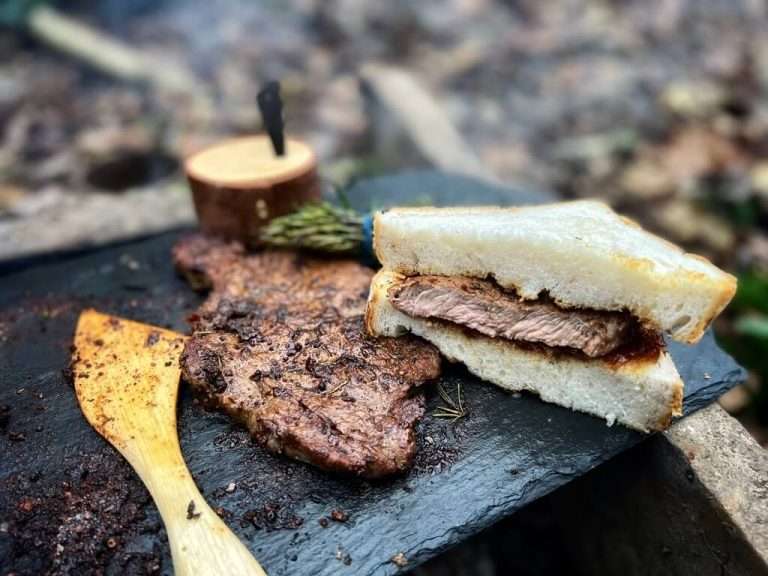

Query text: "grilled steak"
[174, 235, 441, 478]
[389, 275, 637, 357]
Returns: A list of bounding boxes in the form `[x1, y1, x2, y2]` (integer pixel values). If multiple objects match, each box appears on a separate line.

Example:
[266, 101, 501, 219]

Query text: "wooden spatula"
[72, 309, 266, 576]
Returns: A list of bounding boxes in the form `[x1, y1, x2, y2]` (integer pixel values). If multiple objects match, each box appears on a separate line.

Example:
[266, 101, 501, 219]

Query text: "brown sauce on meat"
[447, 321, 662, 365]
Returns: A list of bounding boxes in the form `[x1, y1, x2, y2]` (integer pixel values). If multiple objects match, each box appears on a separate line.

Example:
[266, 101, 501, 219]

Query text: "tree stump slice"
[185, 135, 319, 248]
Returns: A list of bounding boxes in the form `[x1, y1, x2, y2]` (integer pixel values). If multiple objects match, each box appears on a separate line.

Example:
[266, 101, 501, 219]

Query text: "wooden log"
[26, 5, 213, 117]
[185, 135, 320, 248]
[360, 63, 497, 183]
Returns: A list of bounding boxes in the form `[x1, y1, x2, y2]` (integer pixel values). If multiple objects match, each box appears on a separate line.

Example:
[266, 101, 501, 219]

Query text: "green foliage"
[721, 272, 768, 423]
[735, 315, 768, 339]
[699, 179, 761, 231]
[0, 0, 43, 28]
[726, 198, 761, 230]
[732, 272, 768, 315]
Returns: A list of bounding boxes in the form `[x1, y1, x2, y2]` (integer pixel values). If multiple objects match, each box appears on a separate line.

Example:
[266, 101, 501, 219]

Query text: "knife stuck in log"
[71, 309, 266, 576]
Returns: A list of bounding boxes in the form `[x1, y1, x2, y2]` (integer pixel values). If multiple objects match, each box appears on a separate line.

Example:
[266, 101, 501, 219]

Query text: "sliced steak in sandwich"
[174, 234, 441, 478]
[389, 275, 639, 358]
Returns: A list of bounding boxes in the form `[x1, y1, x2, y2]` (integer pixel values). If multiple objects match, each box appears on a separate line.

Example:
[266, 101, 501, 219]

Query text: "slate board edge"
[392, 434, 646, 574]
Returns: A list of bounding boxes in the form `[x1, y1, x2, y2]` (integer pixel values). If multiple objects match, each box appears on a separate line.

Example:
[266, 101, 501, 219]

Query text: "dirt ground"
[2, 0, 768, 444]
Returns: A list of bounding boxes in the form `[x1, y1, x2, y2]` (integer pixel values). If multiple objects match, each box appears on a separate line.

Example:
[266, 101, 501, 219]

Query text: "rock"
[314, 75, 366, 137]
[654, 199, 735, 253]
[360, 63, 496, 183]
[740, 234, 768, 272]
[76, 124, 156, 162]
[751, 162, 768, 199]
[661, 127, 746, 188]
[0, 184, 24, 213]
[391, 552, 408, 567]
[0, 183, 194, 262]
[661, 82, 725, 118]
[666, 403, 768, 564]
[719, 384, 752, 414]
[620, 158, 674, 199]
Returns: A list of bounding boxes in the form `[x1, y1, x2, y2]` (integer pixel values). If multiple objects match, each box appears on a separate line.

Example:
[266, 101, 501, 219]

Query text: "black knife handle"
[257, 81, 285, 157]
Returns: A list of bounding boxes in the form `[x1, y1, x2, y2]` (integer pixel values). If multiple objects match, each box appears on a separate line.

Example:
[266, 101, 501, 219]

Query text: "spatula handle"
[123, 438, 266, 576]
[155, 473, 265, 576]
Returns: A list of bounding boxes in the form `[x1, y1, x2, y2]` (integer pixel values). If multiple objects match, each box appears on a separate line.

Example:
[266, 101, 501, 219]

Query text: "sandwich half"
[365, 201, 737, 431]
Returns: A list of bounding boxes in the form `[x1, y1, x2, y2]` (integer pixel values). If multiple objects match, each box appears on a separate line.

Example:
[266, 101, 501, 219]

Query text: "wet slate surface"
[0, 171, 745, 575]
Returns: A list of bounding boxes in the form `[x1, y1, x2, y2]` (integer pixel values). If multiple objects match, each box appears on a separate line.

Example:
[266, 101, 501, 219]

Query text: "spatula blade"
[71, 309, 186, 448]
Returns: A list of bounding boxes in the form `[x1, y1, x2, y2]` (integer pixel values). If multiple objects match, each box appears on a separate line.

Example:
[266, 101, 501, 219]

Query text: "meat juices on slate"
[173, 235, 441, 478]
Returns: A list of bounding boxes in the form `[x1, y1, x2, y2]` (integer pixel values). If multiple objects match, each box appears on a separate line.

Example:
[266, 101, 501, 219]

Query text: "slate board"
[0, 171, 745, 575]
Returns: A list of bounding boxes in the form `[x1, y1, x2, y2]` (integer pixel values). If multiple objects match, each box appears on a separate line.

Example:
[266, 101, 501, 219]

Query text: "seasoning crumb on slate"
[336, 547, 352, 565]
[391, 552, 408, 567]
[9, 431, 26, 442]
[187, 500, 201, 519]
[330, 509, 348, 523]
[241, 502, 303, 531]
[318, 517, 329, 528]
[225, 482, 236, 493]
[0, 405, 10, 431]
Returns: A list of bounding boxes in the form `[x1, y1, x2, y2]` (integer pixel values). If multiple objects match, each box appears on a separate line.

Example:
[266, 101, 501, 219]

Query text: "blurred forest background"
[1, 0, 768, 445]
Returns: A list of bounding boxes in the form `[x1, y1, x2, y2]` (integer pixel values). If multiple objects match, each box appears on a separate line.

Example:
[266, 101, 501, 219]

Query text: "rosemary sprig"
[433, 382, 467, 421]
[260, 202, 364, 254]
[324, 380, 348, 396]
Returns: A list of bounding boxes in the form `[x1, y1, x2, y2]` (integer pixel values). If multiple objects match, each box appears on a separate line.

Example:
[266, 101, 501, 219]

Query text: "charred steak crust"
[389, 275, 642, 358]
[174, 235, 441, 478]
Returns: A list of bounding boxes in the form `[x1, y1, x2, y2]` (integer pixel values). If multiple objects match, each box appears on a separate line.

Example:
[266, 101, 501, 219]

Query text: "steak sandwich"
[365, 202, 737, 431]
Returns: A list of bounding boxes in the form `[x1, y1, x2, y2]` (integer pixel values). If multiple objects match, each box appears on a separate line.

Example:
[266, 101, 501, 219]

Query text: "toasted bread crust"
[685, 273, 738, 343]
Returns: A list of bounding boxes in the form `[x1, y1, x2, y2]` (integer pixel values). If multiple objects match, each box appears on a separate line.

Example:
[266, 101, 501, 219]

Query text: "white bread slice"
[366, 269, 684, 432]
[373, 202, 736, 344]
